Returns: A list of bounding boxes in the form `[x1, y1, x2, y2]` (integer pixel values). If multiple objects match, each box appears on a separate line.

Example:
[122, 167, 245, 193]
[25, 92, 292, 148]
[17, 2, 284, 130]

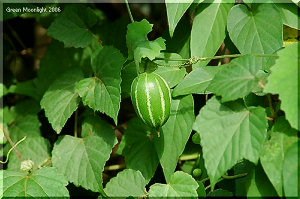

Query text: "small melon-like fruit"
[131, 72, 171, 129]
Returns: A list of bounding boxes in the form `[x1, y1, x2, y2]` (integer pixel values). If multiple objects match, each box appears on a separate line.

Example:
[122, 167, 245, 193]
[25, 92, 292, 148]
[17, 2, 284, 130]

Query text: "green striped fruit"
[131, 72, 171, 129]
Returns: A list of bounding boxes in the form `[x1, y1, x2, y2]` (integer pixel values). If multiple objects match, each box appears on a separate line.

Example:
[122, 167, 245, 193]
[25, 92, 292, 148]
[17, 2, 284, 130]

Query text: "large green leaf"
[283, 142, 298, 197]
[148, 171, 198, 197]
[104, 169, 147, 197]
[41, 68, 83, 133]
[227, 4, 282, 65]
[193, 97, 268, 186]
[191, 2, 232, 68]
[7, 137, 51, 171]
[122, 118, 159, 182]
[154, 95, 194, 182]
[165, 0, 193, 37]
[172, 66, 221, 97]
[208, 56, 266, 102]
[52, 133, 117, 192]
[126, 19, 166, 67]
[47, 5, 98, 48]
[260, 117, 298, 196]
[265, 43, 298, 130]
[0, 167, 69, 197]
[76, 46, 125, 124]
[276, 3, 299, 30]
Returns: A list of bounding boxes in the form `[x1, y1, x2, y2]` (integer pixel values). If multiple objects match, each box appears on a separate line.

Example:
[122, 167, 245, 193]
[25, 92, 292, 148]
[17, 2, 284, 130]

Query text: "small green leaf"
[52, 133, 117, 192]
[196, 181, 206, 197]
[35, 41, 85, 99]
[191, 2, 232, 68]
[0, 83, 7, 98]
[104, 169, 147, 197]
[276, 3, 299, 30]
[121, 62, 138, 99]
[41, 68, 83, 133]
[193, 97, 268, 186]
[246, 162, 278, 197]
[283, 142, 298, 197]
[153, 53, 186, 88]
[165, 18, 191, 59]
[126, 19, 166, 67]
[122, 118, 159, 182]
[264, 43, 298, 130]
[93, 18, 129, 56]
[260, 117, 298, 196]
[208, 56, 266, 102]
[8, 114, 41, 142]
[165, 0, 193, 37]
[227, 4, 282, 66]
[7, 137, 51, 171]
[76, 46, 125, 124]
[0, 167, 69, 198]
[7, 80, 39, 101]
[234, 160, 278, 197]
[148, 171, 198, 197]
[154, 95, 194, 182]
[47, 5, 98, 48]
[81, 115, 114, 138]
[173, 66, 220, 97]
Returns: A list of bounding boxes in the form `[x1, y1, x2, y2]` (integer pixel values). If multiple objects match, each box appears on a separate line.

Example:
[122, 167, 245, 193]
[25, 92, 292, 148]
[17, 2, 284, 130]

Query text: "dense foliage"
[1, 1, 299, 198]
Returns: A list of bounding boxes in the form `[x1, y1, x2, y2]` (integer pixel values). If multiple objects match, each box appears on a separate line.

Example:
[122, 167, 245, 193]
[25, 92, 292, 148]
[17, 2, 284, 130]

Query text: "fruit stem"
[125, 0, 134, 23]
[0, 125, 25, 162]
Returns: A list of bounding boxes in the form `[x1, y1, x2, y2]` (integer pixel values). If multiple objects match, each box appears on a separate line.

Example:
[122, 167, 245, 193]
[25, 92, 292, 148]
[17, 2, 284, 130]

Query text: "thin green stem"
[0, 136, 26, 164]
[74, 110, 78, 137]
[267, 94, 275, 119]
[179, 153, 199, 161]
[222, 172, 248, 180]
[125, 0, 134, 23]
[204, 173, 248, 191]
[200, 177, 209, 183]
[104, 164, 125, 171]
[154, 57, 190, 62]
[154, 53, 279, 68]
[197, 53, 278, 62]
